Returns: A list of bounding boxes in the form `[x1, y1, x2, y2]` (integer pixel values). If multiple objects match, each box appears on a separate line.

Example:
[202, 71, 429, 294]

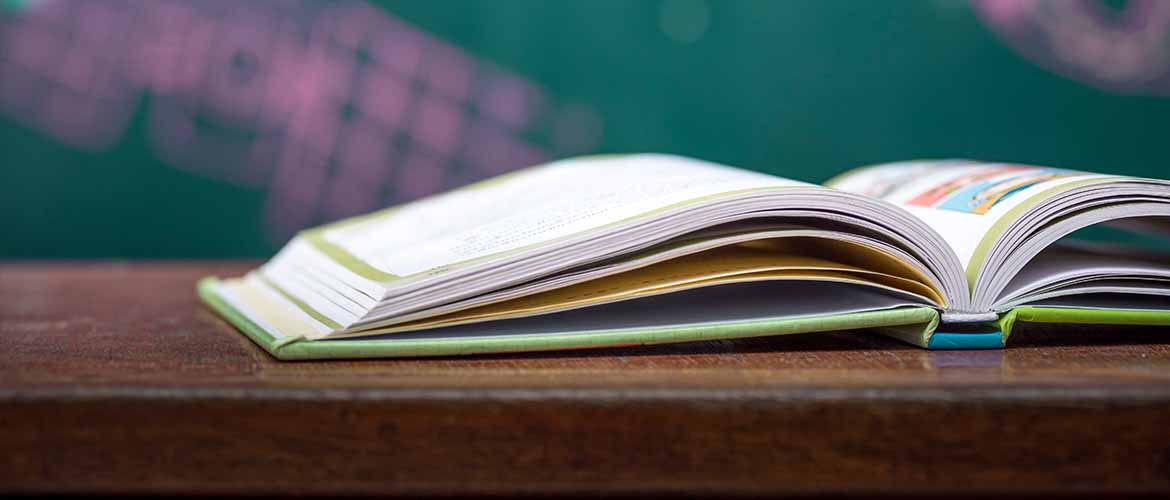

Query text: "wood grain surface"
[2, 261, 1169, 496]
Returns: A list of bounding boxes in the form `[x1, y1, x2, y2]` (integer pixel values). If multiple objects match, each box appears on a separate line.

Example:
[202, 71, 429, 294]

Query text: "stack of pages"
[199, 154, 1170, 358]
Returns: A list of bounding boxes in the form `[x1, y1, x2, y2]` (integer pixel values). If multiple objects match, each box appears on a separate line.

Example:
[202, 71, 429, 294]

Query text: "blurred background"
[3, 0, 1170, 258]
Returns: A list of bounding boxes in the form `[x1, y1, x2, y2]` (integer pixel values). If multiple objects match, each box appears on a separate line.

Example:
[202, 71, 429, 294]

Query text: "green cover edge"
[998, 305, 1170, 344]
[873, 310, 940, 348]
[197, 277, 940, 360]
[197, 277, 297, 356]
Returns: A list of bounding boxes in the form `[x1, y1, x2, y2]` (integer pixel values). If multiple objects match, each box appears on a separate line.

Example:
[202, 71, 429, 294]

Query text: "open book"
[199, 154, 1170, 359]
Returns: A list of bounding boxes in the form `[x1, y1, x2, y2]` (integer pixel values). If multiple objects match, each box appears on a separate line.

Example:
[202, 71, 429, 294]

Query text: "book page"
[341, 242, 942, 335]
[319, 154, 809, 278]
[998, 241, 1170, 304]
[826, 161, 1108, 268]
[234, 280, 924, 343]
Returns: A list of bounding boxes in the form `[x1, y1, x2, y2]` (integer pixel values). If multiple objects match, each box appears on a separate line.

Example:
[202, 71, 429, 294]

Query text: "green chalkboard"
[3, 0, 1169, 257]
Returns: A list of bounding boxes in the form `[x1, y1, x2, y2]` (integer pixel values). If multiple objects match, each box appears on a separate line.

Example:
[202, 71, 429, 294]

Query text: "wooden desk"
[2, 261, 1169, 496]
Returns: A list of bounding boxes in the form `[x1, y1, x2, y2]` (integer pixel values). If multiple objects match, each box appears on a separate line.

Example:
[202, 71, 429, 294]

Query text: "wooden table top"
[2, 261, 1170, 496]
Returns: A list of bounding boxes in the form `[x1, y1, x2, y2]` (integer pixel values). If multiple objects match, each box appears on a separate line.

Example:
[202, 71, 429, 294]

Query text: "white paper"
[323, 154, 808, 277]
[828, 161, 1108, 267]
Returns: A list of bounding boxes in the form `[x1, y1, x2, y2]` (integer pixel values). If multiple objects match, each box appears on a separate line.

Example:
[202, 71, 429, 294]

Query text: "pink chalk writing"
[0, 0, 603, 240]
[973, 0, 1170, 96]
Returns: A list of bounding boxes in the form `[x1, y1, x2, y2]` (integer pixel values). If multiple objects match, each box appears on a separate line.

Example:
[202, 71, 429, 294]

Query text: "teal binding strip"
[927, 331, 1004, 350]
